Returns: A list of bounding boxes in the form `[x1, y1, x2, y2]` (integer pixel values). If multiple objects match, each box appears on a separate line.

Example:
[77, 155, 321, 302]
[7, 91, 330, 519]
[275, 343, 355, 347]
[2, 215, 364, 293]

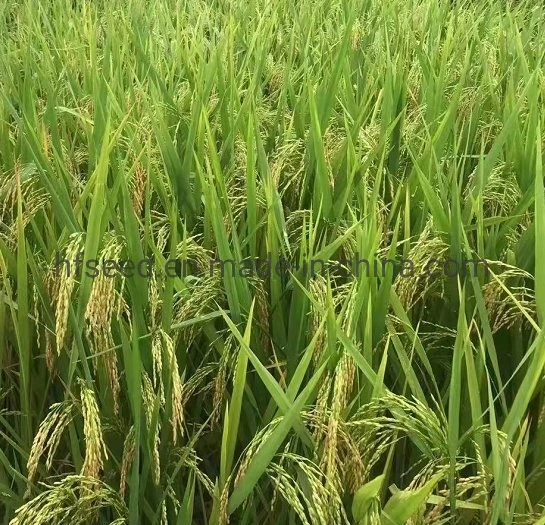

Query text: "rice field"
[1, 0, 545, 523]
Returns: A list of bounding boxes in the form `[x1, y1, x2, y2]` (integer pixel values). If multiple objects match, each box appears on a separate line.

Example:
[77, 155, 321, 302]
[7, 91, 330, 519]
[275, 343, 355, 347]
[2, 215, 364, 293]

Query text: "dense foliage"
[1, 0, 545, 523]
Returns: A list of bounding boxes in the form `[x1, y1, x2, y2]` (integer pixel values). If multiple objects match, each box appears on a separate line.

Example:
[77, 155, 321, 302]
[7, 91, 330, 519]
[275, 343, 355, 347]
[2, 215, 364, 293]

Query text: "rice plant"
[1, 0, 545, 523]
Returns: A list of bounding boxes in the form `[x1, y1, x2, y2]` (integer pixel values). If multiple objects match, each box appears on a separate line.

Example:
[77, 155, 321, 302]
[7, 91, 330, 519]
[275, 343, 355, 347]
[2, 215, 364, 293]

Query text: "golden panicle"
[270, 139, 305, 210]
[85, 237, 123, 333]
[119, 426, 136, 500]
[160, 501, 167, 525]
[151, 332, 165, 405]
[218, 487, 229, 525]
[212, 347, 230, 428]
[161, 330, 185, 443]
[175, 235, 213, 277]
[235, 419, 281, 488]
[142, 371, 161, 485]
[394, 220, 450, 308]
[55, 232, 85, 353]
[0, 163, 49, 245]
[267, 451, 348, 525]
[268, 464, 310, 525]
[79, 379, 108, 480]
[148, 264, 162, 327]
[32, 282, 42, 355]
[482, 264, 535, 333]
[25, 401, 74, 498]
[309, 276, 329, 363]
[45, 330, 55, 373]
[313, 373, 332, 443]
[141, 372, 155, 428]
[132, 162, 147, 217]
[85, 235, 124, 413]
[248, 278, 271, 352]
[10, 475, 128, 525]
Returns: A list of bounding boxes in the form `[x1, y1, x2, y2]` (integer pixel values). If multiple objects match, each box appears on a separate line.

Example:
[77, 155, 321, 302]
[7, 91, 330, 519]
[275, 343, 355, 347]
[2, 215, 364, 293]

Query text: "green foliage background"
[1, 0, 545, 523]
